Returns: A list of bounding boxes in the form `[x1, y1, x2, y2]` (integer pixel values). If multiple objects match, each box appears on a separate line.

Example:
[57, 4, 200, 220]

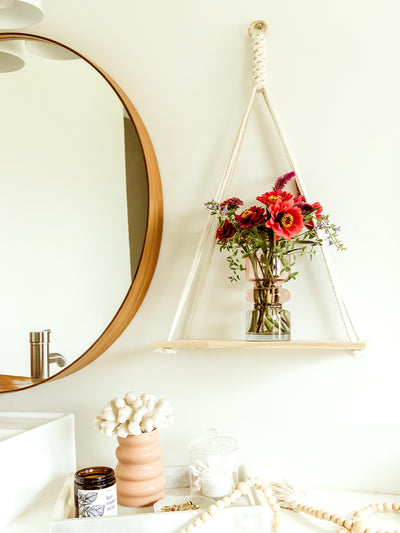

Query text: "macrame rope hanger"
[163, 20, 360, 351]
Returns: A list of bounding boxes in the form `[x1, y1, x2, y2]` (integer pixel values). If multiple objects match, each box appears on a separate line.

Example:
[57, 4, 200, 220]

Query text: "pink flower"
[272, 171, 296, 192]
[266, 199, 304, 241]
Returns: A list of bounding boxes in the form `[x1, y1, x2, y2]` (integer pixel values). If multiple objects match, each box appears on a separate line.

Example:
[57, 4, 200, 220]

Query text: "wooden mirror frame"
[0, 33, 163, 393]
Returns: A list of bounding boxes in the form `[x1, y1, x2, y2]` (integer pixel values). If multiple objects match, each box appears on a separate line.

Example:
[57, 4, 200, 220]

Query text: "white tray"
[49, 466, 271, 532]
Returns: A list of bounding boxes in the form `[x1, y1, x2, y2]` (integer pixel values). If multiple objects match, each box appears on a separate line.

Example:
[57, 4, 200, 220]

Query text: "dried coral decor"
[153, 20, 365, 355]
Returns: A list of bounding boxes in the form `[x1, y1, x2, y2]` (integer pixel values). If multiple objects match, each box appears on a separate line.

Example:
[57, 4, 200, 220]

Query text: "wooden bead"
[272, 504, 280, 513]
[365, 529, 373, 533]
[351, 520, 366, 533]
[229, 493, 237, 503]
[222, 496, 231, 506]
[370, 504, 377, 513]
[207, 504, 218, 516]
[383, 502, 392, 512]
[268, 496, 277, 506]
[193, 518, 203, 528]
[376, 503, 384, 512]
[353, 511, 365, 519]
[392, 502, 400, 511]
[200, 512, 210, 522]
[323, 511, 331, 520]
[317, 510, 325, 519]
[336, 517, 345, 527]
[344, 519, 353, 529]
[186, 525, 195, 533]
[215, 500, 225, 511]
[263, 487, 273, 498]
[234, 489, 242, 498]
[236, 482, 249, 496]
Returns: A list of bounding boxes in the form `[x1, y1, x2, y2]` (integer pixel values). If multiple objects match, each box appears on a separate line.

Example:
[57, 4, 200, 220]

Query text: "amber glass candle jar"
[74, 466, 117, 518]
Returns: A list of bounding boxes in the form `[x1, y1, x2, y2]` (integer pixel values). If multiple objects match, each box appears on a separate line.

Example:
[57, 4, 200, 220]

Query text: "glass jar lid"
[187, 428, 238, 455]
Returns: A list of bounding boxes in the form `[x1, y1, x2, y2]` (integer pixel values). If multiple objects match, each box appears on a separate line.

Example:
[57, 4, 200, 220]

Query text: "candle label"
[76, 484, 117, 517]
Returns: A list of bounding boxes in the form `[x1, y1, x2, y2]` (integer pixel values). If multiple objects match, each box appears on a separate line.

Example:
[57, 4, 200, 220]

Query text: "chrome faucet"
[30, 329, 67, 379]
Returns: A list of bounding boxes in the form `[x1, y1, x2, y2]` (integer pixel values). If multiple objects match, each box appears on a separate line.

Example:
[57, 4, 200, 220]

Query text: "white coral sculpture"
[93, 391, 174, 438]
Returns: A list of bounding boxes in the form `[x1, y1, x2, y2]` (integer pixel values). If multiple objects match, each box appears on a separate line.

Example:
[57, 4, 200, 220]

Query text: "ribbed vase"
[115, 429, 166, 507]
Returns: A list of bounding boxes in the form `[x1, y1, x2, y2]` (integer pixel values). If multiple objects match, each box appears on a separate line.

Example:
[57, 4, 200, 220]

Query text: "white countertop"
[5, 480, 400, 533]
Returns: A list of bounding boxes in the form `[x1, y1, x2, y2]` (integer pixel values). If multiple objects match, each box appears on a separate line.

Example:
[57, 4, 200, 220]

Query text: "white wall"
[0, 0, 399, 492]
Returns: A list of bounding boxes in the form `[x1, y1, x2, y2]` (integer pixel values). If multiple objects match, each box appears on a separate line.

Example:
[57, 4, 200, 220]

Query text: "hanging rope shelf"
[152, 20, 366, 356]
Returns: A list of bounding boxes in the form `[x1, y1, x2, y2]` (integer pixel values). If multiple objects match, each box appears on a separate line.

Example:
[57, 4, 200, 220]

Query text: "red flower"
[294, 196, 323, 219]
[266, 199, 304, 241]
[312, 202, 323, 219]
[235, 206, 266, 228]
[216, 220, 236, 242]
[220, 197, 243, 210]
[257, 189, 293, 206]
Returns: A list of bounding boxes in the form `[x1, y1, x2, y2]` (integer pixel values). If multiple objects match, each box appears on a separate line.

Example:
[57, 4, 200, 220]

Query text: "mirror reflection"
[0, 39, 148, 383]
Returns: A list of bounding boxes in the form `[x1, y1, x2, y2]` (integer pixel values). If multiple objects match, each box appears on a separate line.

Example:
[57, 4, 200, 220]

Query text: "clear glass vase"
[245, 252, 291, 341]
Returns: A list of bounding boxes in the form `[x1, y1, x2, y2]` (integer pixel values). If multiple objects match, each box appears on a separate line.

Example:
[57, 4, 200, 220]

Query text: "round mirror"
[0, 33, 163, 393]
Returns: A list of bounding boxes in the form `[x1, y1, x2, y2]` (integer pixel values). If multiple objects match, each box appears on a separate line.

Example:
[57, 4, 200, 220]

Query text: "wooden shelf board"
[152, 339, 367, 352]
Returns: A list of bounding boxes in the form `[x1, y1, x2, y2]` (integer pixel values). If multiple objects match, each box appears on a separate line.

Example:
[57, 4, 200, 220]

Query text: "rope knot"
[249, 20, 267, 91]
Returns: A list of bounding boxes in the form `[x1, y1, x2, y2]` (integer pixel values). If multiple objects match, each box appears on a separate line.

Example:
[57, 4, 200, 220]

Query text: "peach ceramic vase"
[115, 429, 166, 507]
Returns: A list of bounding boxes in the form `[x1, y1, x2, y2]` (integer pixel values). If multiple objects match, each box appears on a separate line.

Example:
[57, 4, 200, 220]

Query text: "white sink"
[0, 411, 76, 529]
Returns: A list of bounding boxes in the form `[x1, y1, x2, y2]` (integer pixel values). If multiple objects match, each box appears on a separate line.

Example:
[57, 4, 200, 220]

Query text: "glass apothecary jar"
[188, 428, 239, 498]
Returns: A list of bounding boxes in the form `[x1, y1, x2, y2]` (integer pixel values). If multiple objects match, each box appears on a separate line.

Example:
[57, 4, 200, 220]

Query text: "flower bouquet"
[205, 172, 344, 340]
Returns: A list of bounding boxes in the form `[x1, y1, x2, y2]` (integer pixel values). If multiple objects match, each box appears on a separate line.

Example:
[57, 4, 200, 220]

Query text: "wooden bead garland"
[271, 480, 400, 533]
[177, 477, 281, 533]
[296, 498, 400, 533]
[177, 476, 400, 533]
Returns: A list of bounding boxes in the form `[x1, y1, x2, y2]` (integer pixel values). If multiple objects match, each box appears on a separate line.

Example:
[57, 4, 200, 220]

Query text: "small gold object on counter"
[161, 500, 200, 512]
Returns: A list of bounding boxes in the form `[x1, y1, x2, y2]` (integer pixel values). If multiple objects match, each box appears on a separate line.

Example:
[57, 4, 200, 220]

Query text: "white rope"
[167, 88, 257, 342]
[260, 79, 359, 342]
[164, 19, 360, 345]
